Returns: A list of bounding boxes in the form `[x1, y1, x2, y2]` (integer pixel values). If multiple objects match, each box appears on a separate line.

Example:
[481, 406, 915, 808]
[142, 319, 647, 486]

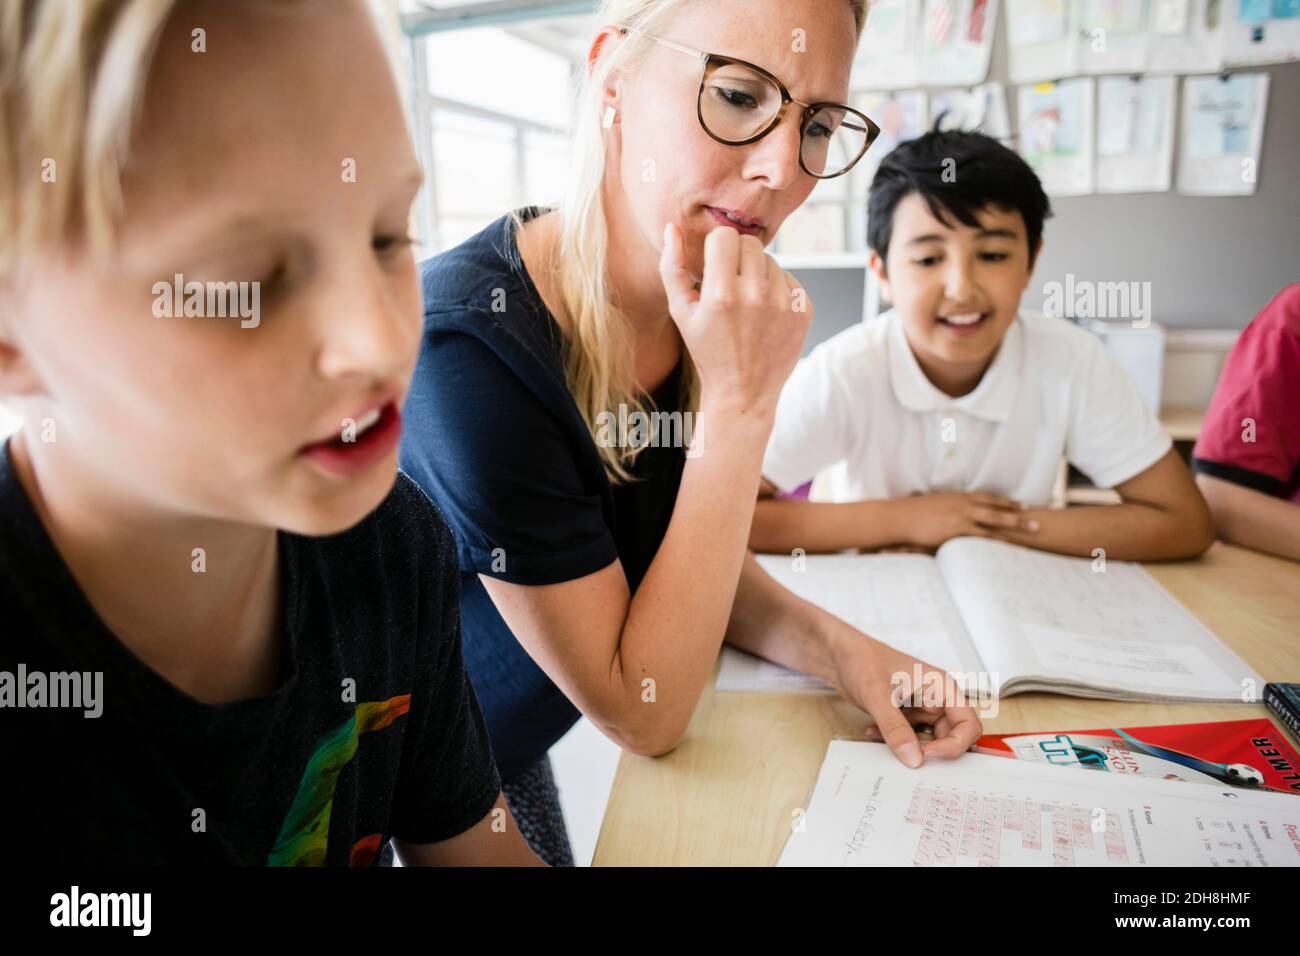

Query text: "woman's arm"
[1195, 472, 1300, 562]
[724, 552, 982, 766]
[477, 225, 809, 757]
[999, 448, 1215, 560]
[482, 399, 773, 756]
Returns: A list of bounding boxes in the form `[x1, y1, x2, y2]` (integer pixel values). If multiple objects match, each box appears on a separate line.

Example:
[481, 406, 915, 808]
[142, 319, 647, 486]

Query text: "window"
[410, 24, 578, 253]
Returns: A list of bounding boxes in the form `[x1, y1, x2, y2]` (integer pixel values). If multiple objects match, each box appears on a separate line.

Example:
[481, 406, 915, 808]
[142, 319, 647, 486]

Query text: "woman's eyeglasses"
[621, 28, 879, 180]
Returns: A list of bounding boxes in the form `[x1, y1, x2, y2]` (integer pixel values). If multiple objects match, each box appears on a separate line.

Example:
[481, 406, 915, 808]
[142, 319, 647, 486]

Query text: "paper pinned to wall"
[929, 82, 1012, 138]
[1096, 74, 1177, 191]
[1006, 0, 1080, 82]
[1017, 77, 1096, 195]
[1007, 0, 1071, 42]
[852, 89, 930, 193]
[919, 0, 999, 85]
[1078, 0, 1153, 73]
[1222, 0, 1300, 65]
[1010, 0, 1231, 75]
[1148, 0, 1225, 72]
[1153, 0, 1193, 33]
[770, 199, 848, 255]
[1177, 71, 1270, 194]
[853, 0, 923, 89]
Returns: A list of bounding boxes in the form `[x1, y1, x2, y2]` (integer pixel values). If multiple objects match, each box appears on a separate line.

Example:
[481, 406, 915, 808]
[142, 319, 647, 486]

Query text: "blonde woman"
[400, 0, 982, 865]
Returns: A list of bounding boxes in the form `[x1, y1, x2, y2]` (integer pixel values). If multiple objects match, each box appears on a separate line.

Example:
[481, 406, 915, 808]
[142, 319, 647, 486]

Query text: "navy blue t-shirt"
[0, 441, 500, 866]
[399, 207, 687, 781]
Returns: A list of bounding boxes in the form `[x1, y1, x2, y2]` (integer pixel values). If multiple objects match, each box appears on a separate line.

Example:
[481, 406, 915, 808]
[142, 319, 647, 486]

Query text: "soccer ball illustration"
[1223, 763, 1264, 787]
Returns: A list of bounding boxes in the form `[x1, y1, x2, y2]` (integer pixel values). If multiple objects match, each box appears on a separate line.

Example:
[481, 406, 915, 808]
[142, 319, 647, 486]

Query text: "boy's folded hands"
[895, 491, 1040, 550]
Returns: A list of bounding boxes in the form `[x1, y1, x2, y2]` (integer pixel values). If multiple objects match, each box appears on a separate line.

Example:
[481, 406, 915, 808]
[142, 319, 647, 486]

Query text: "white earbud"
[602, 105, 617, 129]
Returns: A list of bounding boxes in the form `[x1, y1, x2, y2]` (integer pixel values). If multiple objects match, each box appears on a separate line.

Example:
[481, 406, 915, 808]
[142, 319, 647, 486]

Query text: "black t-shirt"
[399, 206, 687, 781]
[0, 440, 500, 865]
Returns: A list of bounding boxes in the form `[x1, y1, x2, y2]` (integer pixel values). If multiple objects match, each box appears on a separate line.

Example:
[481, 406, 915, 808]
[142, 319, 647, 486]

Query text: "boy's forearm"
[1196, 473, 1300, 562]
[750, 497, 911, 554]
[999, 501, 1212, 561]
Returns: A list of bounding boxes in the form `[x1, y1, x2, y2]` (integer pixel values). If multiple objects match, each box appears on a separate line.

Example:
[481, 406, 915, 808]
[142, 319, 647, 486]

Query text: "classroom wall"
[1011, 61, 1300, 330]
[797, 26, 1300, 349]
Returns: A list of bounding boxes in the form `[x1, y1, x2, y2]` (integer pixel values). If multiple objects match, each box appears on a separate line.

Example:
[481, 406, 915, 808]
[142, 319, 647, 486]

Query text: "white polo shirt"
[762, 309, 1172, 506]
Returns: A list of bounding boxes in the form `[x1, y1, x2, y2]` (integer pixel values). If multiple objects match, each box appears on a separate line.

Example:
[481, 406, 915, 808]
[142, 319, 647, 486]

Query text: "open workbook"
[779, 740, 1300, 867]
[718, 537, 1261, 703]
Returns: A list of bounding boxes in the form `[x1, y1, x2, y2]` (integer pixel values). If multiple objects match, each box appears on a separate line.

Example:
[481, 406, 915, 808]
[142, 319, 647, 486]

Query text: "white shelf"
[773, 251, 871, 270]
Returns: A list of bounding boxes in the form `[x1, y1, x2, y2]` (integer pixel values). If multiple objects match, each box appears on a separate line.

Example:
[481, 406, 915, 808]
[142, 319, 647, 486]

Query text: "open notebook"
[718, 537, 1261, 703]
[779, 740, 1300, 867]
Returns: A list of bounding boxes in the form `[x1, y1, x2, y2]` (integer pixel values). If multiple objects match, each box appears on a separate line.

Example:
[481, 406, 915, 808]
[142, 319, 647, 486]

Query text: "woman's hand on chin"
[659, 222, 812, 420]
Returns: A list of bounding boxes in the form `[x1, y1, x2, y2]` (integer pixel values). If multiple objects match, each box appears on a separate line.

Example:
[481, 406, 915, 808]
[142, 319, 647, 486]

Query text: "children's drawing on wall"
[1177, 72, 1270, 194]
[1017, 78, 1096, 195]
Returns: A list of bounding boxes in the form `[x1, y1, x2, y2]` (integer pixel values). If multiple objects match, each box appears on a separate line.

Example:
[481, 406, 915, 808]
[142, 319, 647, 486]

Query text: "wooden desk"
[591, 542, 1300, 866]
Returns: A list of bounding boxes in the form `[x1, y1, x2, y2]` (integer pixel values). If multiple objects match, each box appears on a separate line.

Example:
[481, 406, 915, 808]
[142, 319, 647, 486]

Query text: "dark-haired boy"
[753, 130, 1213, 560]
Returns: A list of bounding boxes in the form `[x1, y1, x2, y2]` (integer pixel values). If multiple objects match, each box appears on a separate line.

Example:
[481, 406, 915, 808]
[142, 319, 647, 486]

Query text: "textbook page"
[778, 741, 1300, 866]
[934, 537, 1261, 702]
[716, 553, 985, 693]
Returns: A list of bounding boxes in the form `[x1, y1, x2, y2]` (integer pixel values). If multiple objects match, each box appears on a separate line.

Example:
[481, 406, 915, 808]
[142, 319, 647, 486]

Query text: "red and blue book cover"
[974, 718, 1300, 795]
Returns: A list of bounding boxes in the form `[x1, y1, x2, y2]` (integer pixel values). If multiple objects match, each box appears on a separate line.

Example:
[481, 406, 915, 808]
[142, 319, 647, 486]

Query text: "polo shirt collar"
[886, 309, 1023, 423]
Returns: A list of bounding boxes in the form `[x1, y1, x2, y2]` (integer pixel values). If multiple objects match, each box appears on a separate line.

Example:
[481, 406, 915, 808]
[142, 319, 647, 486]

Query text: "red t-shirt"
[1193, 284, 1300, 504]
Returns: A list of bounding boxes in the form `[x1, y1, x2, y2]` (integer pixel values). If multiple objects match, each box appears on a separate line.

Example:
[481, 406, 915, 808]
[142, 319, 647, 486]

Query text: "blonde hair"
[0, 0, 323, 278]
[0, 0, 186, 275]
[515, 0, 867, 482]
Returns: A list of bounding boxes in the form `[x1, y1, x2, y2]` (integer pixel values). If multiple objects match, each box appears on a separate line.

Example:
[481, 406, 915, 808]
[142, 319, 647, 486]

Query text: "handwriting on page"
[949, 539, 1193, 640]
[903, 783, 1129, 866]
[937, 537, 1245, 696]
[780, 744, 1300, 867]
[899, 781, 1278, 867]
